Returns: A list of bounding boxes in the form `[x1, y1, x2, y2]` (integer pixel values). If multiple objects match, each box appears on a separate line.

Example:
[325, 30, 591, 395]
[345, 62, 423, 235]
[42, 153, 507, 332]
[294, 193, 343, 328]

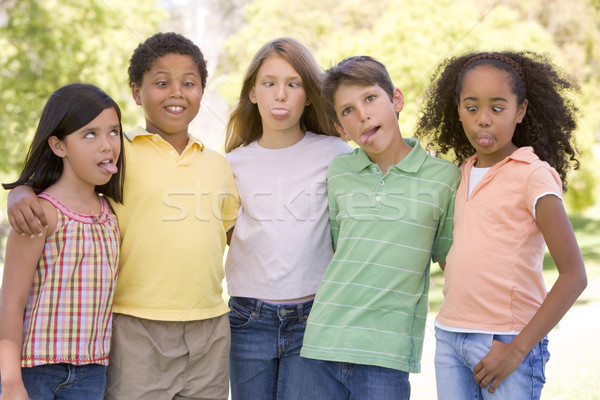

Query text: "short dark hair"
[322, 56, 395, 124]
[128, 32, 208, 89]
[3, 83, 126, 203]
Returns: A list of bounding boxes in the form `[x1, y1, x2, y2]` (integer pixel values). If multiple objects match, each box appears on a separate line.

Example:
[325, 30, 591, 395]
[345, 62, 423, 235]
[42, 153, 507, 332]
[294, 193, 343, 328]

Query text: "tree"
[0, 0, 166, 174]
[216, 0, 600, 211]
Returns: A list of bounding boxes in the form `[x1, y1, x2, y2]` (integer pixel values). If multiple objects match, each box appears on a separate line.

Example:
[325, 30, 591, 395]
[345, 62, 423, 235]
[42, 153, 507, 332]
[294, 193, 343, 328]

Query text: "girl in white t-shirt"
[224, 38, 351, 400]
[415, 51, 587, 399]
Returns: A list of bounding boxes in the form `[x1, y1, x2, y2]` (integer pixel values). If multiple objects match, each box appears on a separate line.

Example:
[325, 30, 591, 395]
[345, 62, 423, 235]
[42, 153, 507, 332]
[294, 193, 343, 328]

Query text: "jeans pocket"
[537, 337, 550, 382]
[228, 300, 256, 329]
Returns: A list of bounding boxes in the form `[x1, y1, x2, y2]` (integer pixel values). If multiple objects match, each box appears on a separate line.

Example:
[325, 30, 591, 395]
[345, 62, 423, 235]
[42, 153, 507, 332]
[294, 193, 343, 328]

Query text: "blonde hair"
[225, 38, 338, 153]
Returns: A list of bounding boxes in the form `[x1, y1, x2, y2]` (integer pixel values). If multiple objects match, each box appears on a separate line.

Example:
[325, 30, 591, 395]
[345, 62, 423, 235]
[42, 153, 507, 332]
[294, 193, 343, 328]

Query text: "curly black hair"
[415, 50, 580, 190]
[128, 32, 208, 89]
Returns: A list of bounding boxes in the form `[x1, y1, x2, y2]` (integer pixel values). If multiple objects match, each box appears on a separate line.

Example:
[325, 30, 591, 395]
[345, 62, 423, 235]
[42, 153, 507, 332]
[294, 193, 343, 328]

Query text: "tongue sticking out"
[360, 128, 378, 145]
[477, 136, 493, 147]
[98, 162, 118, 174]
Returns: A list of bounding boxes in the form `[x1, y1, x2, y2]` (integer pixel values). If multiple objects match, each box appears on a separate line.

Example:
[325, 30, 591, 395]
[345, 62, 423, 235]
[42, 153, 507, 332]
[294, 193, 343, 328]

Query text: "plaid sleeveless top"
[21, 192, 120, 367]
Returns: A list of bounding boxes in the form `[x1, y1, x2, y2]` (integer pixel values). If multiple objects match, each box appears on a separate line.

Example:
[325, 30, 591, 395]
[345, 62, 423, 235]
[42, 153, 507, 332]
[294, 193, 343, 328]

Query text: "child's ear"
[249, 87, 257, 104]
[335, 123, 351, 142]
[517, 99, 528, 123]
[48, 136, 66, 157]
[131, 83, 142, 106]
[393, 88, 404, 113]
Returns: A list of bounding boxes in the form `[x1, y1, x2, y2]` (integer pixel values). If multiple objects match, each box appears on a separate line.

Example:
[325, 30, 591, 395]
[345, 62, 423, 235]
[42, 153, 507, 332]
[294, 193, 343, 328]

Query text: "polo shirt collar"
[466, 146, 537, 169]
[124, 126, 204, 151]
[350, 137, 426, 173]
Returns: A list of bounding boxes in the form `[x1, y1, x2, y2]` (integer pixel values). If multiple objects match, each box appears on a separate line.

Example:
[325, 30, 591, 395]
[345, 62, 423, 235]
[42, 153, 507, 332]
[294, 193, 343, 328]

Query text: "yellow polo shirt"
[110, 126, 239, 321]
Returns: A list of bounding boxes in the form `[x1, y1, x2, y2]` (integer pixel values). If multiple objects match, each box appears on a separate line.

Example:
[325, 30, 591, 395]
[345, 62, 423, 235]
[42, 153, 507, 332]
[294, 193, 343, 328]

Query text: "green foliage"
[217, 0, 600, 211]
[0, 0, 166, 175]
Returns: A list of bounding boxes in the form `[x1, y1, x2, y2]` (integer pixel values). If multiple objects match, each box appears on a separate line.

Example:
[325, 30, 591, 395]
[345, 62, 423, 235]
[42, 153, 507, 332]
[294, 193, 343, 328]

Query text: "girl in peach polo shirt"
[416, 51, 587, 399]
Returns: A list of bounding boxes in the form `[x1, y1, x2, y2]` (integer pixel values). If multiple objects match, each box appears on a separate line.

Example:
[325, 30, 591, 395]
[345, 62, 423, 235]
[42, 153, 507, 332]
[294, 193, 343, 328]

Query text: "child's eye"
[110, 129, 120, 136]
[341, 107, 353, 116]
[183, 81, 195, 87]
[84, 132, 96, 138]
[492, 106, 504, 112]
[157, 81, 168, 87]
[365, 95, 376, 102]
[289, 82, 301, 88]
[466, 105, 478, 112]
[263, 81, 274, 87]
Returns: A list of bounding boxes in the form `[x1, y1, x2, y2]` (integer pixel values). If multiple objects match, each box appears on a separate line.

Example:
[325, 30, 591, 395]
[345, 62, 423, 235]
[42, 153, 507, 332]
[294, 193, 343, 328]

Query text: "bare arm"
[0, 228, 48, 399]
[473, 195, 587, 393]
[7, 185, 47, 237]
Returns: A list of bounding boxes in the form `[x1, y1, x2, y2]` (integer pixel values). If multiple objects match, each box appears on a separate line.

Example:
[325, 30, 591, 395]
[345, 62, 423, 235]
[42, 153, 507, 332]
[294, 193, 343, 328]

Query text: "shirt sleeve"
[526, 165, 562, 217]
[431, 168, 461, 263]
[221, 164, 240, 233]
[327, 167, 341, 252]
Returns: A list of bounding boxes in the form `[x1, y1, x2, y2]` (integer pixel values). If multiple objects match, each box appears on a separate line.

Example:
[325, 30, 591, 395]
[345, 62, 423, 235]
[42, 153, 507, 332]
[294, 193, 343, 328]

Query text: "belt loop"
[254, 299, 263, 317]
[297, 302, 304, 320]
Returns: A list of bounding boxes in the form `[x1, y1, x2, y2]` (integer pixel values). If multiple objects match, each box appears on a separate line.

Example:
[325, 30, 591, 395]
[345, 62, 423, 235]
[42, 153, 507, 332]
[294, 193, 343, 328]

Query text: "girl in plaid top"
[0, 83, 125, 400]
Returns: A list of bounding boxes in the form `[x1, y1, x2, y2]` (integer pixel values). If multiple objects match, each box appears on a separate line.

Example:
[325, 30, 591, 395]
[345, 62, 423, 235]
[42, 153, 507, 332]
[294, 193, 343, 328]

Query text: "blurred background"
[0, 0, 598, 398]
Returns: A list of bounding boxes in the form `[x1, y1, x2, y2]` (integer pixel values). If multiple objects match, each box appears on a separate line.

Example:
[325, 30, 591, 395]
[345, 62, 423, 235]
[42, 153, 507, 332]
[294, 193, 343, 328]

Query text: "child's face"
[132, 53, 204, 140]
[333, 83, 404, 158]
[457, 65, 527, 167]
[249, 55, 308, 137]
[49, 107, 121, 188]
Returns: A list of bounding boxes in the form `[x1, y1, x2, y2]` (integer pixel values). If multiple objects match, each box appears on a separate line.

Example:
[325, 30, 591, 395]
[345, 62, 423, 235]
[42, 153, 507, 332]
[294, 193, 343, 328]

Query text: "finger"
[7, 213, 25, 236]
[488, 375, 505, 393]
[30, 201, 49, 229]
[18, 209, 44, 237]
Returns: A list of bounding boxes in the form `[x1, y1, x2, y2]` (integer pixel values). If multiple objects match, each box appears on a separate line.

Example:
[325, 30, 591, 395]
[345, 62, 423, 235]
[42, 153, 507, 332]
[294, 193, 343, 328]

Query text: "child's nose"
[275, 85, 286, 101]
[358, 106, 369, 121]
[478, 111, 491, 127]
[169, 83, 184, 98]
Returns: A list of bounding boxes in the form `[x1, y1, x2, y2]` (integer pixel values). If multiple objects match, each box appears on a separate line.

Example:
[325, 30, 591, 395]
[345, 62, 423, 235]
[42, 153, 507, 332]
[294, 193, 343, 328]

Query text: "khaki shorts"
[105, 313, 230, 400]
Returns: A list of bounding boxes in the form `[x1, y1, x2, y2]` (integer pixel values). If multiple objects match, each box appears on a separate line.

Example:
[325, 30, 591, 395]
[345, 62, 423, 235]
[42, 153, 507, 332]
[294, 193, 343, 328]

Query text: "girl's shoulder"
[305, 131, 353, 153]
[37, 193, 59, 237]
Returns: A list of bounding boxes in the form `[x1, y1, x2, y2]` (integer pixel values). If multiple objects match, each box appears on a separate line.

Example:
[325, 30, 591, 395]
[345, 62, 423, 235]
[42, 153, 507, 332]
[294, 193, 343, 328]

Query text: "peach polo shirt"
[436, 147, 562, 332]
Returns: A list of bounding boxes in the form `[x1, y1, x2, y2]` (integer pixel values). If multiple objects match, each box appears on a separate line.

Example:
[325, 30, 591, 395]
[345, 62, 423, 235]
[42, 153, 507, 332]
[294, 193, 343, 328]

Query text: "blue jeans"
[228, 296, 313, 400]
[435, 328, 550, 400]
[301, 358, 411, 400]
[0, 363, 106, 399]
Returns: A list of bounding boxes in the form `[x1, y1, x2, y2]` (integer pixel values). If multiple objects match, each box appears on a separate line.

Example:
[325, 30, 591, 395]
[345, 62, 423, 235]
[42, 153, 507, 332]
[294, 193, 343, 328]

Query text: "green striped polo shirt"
[301, 138, 460, 373]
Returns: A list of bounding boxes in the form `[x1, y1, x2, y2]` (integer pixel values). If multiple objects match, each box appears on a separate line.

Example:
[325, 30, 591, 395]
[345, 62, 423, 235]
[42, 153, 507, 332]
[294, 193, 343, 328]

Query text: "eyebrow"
[151, 70, 199, 78]
[81, 124, 121, 133]
[258, 73, 302, 80]
[335, 88, 375, 111]
[462, 96, 508, 102]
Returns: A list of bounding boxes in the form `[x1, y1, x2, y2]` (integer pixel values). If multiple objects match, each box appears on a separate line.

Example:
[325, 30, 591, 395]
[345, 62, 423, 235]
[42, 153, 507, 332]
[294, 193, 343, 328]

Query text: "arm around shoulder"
[6, 185, 47, 237]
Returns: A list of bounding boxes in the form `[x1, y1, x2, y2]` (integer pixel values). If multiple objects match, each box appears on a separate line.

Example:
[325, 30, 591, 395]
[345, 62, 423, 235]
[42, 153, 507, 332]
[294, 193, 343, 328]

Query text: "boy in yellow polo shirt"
[6, 33, 239, 400]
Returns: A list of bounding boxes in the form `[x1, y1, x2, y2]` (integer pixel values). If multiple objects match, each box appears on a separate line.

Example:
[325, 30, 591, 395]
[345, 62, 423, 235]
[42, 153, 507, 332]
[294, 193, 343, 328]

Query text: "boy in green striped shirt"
[300, 56, 460, 399]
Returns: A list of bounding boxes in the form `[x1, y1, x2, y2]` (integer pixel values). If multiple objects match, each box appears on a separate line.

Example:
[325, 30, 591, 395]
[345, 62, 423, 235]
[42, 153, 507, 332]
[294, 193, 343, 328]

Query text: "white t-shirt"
[225, 131, 352, 300]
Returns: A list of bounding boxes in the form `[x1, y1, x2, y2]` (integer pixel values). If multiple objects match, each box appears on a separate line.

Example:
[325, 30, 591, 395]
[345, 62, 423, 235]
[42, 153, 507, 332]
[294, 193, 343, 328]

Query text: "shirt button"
[152, 137, 158, 142]
[169, 150, 175, 155]
[379, 180, 385, 185]
[375, 196, 381, 202]
[372, 167, 378, 172]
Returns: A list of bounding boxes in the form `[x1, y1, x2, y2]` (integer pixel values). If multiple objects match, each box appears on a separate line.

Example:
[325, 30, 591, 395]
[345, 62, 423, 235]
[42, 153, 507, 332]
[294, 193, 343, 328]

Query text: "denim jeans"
[0, 363, 106, 400]
[301, 358, 411, 400]
[228, 296, 313, 400]
[435, 328, 550, 400]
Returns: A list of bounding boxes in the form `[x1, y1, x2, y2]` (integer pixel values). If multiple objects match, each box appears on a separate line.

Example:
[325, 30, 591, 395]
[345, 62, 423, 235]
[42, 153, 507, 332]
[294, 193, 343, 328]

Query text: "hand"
[0, 382, 30, 400]
[7, 185, 46, 238]
[473, 339, 526, 393]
